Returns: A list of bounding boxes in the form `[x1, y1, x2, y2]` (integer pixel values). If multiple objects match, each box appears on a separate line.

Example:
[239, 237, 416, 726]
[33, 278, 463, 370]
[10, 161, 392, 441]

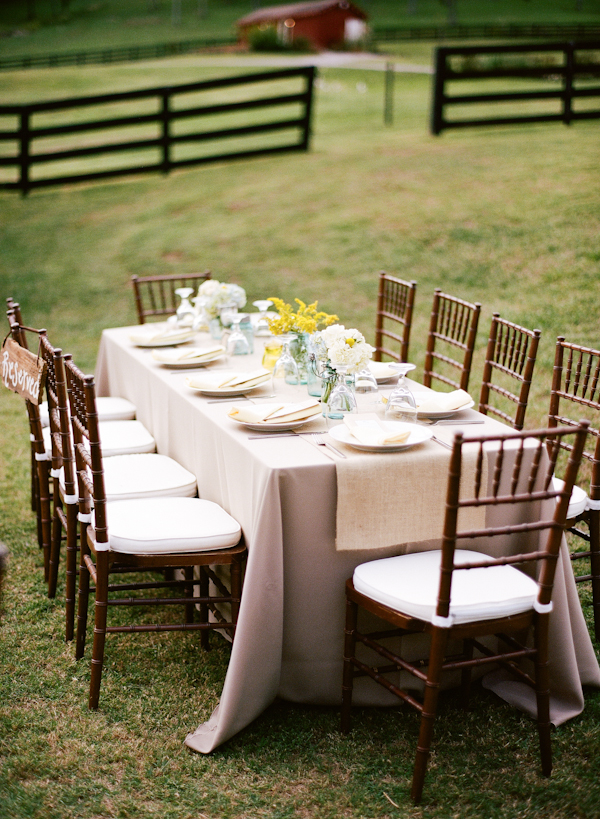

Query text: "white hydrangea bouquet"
[315, 324, 375, 374]
[198, 279, 247, 318]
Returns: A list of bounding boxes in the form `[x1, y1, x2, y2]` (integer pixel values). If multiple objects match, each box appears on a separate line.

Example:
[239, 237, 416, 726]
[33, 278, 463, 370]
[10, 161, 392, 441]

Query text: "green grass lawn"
[1, 53, 599, 819]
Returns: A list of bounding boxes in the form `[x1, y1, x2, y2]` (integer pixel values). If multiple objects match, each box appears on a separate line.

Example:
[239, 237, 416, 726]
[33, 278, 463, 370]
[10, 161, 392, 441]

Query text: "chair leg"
[47, 504, 62, 599]
[89, 551, 109, 710]
[37, 464, 52, 584]
[534, 613, 552, 777]
[589, 510, 600, 643]
[199, 566, 209, 650]
[230, 559, 243, 643]
[184, 567, 195, 625]
[75, 524, 91, 661]
[460, 638, 474, 710]
[411, 627, 448, 804]
[341, 595, 358, 735]
[64, 503, 78, 642]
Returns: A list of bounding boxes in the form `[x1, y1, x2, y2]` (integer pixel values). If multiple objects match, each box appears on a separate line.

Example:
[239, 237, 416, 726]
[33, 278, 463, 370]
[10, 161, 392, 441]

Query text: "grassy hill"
[1, 0, 600, 59]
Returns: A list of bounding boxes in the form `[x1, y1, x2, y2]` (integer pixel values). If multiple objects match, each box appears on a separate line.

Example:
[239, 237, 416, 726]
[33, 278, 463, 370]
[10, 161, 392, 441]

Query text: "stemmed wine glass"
[252, 300, 273, 336]
[175, 287, 195, 327]
[226, 315, 251, 356]
[272, 334, 299, 392]
[384, 363, 417, 423]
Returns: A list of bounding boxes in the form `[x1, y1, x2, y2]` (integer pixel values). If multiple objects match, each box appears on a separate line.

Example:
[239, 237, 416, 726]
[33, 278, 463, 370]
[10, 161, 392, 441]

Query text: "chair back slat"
[478, 313, 541, 431]
[131, 271, 212, 324]
[423, 289, 481, 392]
[436, 424, 589, 620]
[374, 273, 417, 363]
[549, 337, 600, 500]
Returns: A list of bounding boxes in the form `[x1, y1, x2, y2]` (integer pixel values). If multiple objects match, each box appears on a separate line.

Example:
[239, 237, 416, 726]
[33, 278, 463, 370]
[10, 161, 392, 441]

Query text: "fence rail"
[0, 38, 236, 72]
[0, 66, 315, 195]
[375, 23, 600, 44]
[430, 41, 600, 134]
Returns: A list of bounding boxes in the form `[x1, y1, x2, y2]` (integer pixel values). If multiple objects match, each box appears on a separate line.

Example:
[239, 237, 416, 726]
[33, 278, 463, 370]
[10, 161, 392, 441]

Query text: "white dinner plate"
[151, 347, 225, 368]
[230, 417, 310, 432]
[129, 330, 196, 348]
[329, 422, 433, 452]
[415, 399, 475, 420]
[185, 374, 271, 397]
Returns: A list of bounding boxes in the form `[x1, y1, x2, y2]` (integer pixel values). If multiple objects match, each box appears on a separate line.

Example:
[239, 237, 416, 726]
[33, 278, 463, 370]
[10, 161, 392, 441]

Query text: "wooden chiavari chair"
[373, 273, 417, 363]
[478, 313, 541, 431]
[67, 359, 246, 709]
[341, 423, 588, 804]
[7, 314, 52, 580]
[423, 289, 481, 392]
[131, 271, 211, 324]
[549, 337, 600, 641]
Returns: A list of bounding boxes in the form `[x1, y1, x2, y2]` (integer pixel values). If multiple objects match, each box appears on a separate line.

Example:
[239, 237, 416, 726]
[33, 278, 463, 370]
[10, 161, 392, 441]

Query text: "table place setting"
[228, 398, 321, 431]
[128, 324, 197, 347]
[184, 368, 271, 397]
[412, 387, 475, 419]
[330, 414, 434, 452]
[151, 344, 226, 368]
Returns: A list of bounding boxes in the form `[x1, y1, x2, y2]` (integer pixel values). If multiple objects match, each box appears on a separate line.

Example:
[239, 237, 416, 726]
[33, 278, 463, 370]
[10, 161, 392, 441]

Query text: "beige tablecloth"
[95, 326, 600, 753]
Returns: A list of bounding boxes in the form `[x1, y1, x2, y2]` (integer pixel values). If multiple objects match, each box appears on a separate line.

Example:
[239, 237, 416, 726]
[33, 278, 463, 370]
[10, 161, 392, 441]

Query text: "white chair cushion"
[353, 549, 539, 626]
[43, 420, 156, 458]
[39, 396, 136, 428]
[552, 476, 588, 520]
[105, 497, 241, 554]
[102, 454, 197, 500]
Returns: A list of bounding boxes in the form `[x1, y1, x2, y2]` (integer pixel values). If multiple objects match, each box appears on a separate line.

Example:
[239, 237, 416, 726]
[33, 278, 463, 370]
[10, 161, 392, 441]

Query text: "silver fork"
[309, 432, 346, 459]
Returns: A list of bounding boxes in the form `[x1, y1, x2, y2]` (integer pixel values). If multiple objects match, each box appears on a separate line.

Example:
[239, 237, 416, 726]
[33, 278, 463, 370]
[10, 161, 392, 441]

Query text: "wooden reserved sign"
[1, 337, 47, 404]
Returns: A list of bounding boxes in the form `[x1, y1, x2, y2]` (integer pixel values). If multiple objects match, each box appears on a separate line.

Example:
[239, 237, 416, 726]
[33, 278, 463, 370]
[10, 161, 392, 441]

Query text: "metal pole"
[384, 61, 394, 126]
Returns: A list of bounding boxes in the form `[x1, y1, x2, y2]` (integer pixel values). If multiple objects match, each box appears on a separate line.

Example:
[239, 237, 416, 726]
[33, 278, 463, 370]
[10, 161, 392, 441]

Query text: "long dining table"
[95, 324, 600, 753]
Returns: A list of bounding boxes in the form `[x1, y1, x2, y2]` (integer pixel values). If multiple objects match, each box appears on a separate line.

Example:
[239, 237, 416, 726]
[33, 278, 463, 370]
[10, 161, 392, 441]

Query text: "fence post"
[161, 92, 171, 175]
[430, 47, 446, 135]
[564, 42, 574, 126]
[18, 108, 31, 197]
[300, 66, 315, 152]
[384, 62, 394, 126]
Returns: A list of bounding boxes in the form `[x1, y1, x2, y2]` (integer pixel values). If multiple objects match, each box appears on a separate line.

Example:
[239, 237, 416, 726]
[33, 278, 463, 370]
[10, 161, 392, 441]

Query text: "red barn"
[237, 0, 369, 51]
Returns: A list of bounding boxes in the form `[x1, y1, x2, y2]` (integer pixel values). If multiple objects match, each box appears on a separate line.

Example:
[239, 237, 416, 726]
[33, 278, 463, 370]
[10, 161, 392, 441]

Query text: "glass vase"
[288, 332, 310, 385]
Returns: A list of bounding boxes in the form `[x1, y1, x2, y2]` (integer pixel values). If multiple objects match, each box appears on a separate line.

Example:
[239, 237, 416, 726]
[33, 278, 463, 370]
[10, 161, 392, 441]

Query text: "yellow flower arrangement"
[267, 297, 338, 336]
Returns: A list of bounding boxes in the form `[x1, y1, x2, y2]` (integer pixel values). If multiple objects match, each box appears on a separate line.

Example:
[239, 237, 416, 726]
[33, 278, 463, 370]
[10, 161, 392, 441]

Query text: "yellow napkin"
[228, 399, 320, 425]
[186, 369, 270, 391]
[415, 389, 472, 414]
[152, 345, 224, 363]
[343, 415, 412, 447]
[229, 404, 285, 424]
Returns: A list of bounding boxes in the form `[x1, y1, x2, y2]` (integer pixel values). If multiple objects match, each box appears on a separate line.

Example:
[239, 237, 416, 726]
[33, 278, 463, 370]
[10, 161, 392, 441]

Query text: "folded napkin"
[129, 327, 194, 345]
[152, 345, 225, 363]
[229, 399, 320, 425]
[368, 362, 399, 380]
[344, 415, 411, 447]
[186, 369, 270, 392]
[415, 389, 472, 414]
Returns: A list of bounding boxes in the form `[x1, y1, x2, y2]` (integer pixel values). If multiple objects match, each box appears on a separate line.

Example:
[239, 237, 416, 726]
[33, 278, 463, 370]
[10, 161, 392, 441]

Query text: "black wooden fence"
[375, 23, 600, 44]
[0, 37, 235, 72]
[431, 41, 600, 134]
[0, 66, 315, 195]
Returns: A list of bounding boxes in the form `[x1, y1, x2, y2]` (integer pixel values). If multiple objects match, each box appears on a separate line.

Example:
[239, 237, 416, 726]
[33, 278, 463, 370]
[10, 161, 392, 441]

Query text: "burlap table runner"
[334, 436, 487, 551]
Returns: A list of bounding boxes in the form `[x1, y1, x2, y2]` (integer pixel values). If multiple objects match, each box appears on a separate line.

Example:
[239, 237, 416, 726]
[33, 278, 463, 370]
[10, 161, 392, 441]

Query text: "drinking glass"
[175, 287, 195, 327]
[226, 315, 251, 356]
[325, 365, 358, 428]
[220, 303, 238, 328]
[272, 335, 299, 391]
[262, 339, 283, 371]
[384, 363, 417, 423]
[192, 296, 209, 332]
[252, 299, 273, 336]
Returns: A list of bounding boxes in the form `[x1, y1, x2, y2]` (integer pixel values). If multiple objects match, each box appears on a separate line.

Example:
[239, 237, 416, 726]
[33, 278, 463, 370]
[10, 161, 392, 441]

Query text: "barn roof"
[237, 0, 368, 28]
